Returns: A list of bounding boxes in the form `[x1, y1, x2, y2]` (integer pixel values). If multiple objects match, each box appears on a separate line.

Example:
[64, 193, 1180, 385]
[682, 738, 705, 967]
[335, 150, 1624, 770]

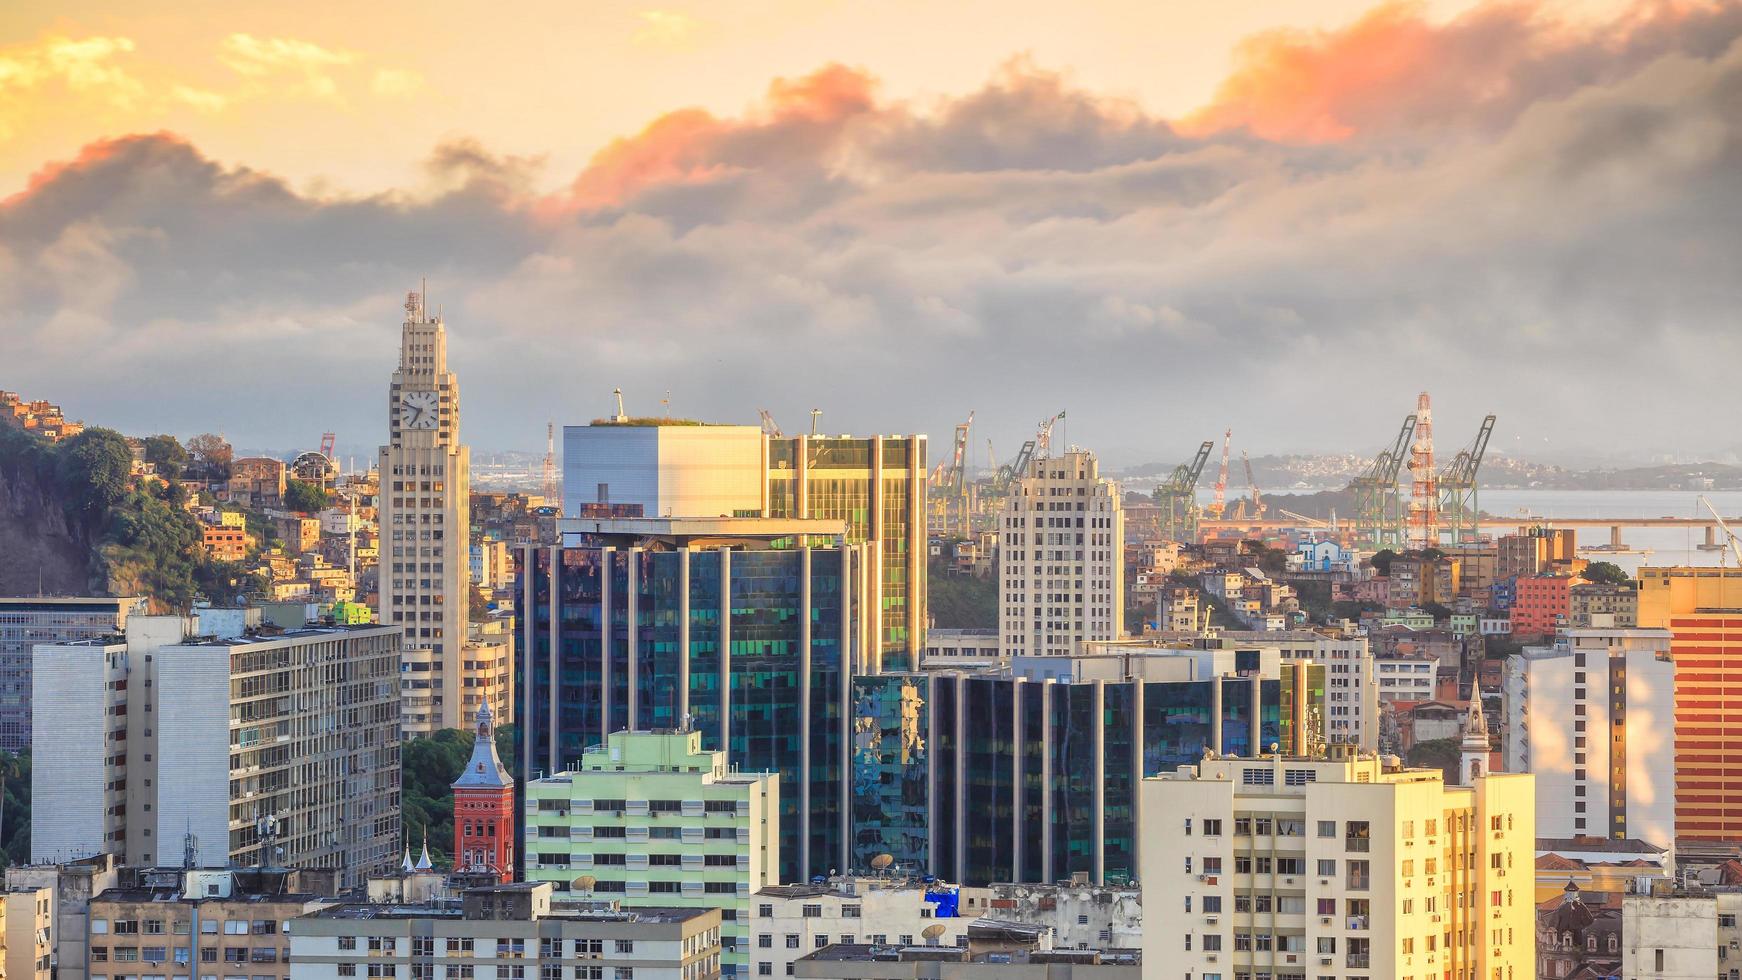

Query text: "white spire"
[401, 843, 414, 873]
[1460, 697, 1490, 785]
[416, 833, 433, 871]
[453, 701, 513, 790]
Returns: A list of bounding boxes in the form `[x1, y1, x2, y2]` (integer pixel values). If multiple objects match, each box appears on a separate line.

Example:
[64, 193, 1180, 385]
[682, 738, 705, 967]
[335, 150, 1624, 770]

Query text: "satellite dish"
[572, 875, 597, 893]
[870, 854, 894, 871]
[922, 924, 946, 939]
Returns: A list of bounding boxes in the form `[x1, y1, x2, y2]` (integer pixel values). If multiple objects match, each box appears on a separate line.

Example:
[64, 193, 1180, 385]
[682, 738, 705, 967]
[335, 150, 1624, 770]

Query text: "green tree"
[56, 427, 133, 517]
[284, 479, 329, 514]
[401, 729, 474, 864]
[927, 556, 998, 628]
[1583, 561, 1630, 585]
[1406, 738, 1461, 784]
[1331, 599, 1384, 622]
[1421, 602, 1453, 621]
[186, 433, 233, 480]
[0, 749, 26, 867]
[1369, 549, 1398, 576]
[142, 434, 190, 482]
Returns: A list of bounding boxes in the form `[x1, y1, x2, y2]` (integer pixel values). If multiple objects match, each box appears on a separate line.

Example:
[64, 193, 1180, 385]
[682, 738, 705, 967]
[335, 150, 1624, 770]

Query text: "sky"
[3, 0, 1739, 466]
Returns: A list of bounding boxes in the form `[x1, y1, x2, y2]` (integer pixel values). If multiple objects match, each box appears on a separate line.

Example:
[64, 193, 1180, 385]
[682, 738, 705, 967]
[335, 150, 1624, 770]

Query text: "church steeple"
[1460, 697, 1490, 785]
[452, 702, 516, 882]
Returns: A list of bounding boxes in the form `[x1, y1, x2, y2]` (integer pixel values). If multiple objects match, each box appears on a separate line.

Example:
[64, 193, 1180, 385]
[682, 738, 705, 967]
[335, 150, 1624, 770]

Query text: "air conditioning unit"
[1320, 917, 1331, 925]
[1205, 916, 1218, 925]
[1196, 874, 1206, 881]
[1284, 877, 1295, 884]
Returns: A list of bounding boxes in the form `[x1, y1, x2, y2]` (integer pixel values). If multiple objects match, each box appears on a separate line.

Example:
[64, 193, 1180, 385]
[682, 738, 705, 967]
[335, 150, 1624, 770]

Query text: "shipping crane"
[928, 411, 976, 538]
[1236, 450, 1266, 520]
[758, 410, 782, 437]
[319, 432, 336, 458]
[1035, 411, 1065, 459]
[1699, 495, 1742, 567]
[1437, 414, 1496, 546]
[1153, 440, 1215, 543]
[1206, 429, 1232, 519]
[1352, 414, 1417, 551]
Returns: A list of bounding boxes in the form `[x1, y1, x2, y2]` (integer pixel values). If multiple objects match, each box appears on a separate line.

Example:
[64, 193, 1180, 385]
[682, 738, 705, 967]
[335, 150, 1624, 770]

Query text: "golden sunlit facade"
[1637, 566, 1742, 842]
[1144, 754, 1534, 980]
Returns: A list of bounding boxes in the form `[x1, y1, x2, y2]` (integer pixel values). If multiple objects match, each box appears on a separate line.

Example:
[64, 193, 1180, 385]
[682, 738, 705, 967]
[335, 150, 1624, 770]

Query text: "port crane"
[1437, 415, 1496, 545]
[1352, 414, 1417, 551]
[1241, 451, 1265, 519]
[1205, 429, 1232, 519]
[1153, 440, 1214, 543]
[758, 410, 782, 437]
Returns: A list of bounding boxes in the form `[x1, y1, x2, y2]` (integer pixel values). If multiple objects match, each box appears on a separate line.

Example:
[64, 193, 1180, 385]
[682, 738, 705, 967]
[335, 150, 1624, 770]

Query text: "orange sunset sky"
[3, 0, 1739, 459]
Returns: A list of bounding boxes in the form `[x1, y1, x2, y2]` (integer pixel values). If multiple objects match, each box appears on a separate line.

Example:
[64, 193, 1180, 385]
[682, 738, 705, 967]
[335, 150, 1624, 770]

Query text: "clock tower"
[378, 289, 478, 735]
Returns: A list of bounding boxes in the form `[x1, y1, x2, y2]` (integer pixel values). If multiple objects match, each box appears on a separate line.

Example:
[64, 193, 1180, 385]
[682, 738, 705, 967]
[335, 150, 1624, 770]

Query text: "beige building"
[7, 852, 123, 980]
[86, 868, 330, 980]
[1568, 582, 1639, 628]
[794, 920, 1138, 980]
[6, 884, 53, 980]
[998, 450, 1124, 657]
[291, 882, 722, 980]
[1621, 887, 1741, 979]
[377, 290, 511, 734]
[1142, 711, 1534, 980]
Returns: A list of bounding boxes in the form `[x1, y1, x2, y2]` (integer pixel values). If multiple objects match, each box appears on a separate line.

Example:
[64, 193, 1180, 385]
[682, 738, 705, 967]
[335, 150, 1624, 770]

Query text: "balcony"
[1347, 955, 1371, 969]
[1346, 875, 1370, 891]
[1345, 838, 1370, 852]
[1345, 916, 1369, 931]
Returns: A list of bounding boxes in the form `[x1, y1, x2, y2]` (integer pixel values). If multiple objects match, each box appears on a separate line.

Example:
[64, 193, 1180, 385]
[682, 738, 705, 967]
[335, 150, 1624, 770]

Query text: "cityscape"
[4, 3, 1742, 980]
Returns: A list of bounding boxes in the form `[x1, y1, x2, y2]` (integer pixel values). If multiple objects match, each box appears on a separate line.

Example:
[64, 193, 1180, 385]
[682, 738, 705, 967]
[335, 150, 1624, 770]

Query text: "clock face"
[399, 390, 440, 430]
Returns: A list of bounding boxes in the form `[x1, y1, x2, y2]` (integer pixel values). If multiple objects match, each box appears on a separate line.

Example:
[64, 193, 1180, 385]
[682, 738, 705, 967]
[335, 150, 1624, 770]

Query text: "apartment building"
[794, 920, 1139, 980]
[997, 450, 1124, 657]
[291, 883, 722, 980]
[1568, 582, 1638, 628]
[750, 878, 957, 979]
[0, 596, 141, 753]
[1372, 653, 1438, 704]
[1502, 628, 1676, 847]
[85, 868, 328, 980]
[522, 730, 780, 978]
[1511, 574, 1576, 637]
[31, 615, 403, 885]
[1143, 727, 1534, 980]
[6, 884, 53, 980]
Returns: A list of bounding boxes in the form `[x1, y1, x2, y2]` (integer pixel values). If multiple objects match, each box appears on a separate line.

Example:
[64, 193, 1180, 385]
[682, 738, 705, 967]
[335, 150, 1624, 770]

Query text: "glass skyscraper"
[520, 536, 868, 885]
[766, 435, 926, 672]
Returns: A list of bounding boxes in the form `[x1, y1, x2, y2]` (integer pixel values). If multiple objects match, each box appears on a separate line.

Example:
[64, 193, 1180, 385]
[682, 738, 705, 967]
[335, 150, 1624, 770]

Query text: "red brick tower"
[452, 702, 515, 882]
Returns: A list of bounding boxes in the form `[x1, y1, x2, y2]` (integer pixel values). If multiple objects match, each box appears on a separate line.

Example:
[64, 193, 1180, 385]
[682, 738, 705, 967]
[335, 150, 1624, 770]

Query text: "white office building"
[31, 615, 403, 885]
[998, 450, 1123, 657]
[1502, 627, 1676, 847]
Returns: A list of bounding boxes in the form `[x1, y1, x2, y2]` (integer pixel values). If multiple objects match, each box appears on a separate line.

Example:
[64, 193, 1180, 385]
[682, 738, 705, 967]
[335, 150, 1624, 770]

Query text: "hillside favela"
[5, 2, 1742, 979]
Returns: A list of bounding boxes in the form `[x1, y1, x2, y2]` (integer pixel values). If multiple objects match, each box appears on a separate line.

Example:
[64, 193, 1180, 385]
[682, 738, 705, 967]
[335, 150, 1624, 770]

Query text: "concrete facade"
[0, 596, 141, 753]
[563, 424, 767, 519]
[997, 451, 1123, 657]
[291, 883, 723, 980]
[1143, 753, 1535, 980]
[1503, 628, 1676, 847]
[1623, 892, 1722, 979]
[85, 868, 328, 980]
[377, 290, 497, 735]
[31, 616, 403, 887]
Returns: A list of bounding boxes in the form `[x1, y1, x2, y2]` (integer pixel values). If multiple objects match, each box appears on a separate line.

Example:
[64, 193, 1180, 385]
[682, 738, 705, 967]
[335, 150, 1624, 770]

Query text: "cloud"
[371, 67, 423, 98]
[1180, 0, 1742, 142]
[6, 0, 1742, 460]
[0, 35, 143, 134]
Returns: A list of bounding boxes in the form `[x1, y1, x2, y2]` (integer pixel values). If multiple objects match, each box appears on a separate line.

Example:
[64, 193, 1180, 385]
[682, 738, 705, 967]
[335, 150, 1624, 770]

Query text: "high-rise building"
[1637, 566, 1742, 841]
[1143, 737, 1535, 980]
[0, 596, 142, 753]
[377, 289, 509, 735]
[997, 451, 1123, 656]
[291, 882, 723, 980]
[5, 884, 52, 980]
[31, 615, 402, 887]
[453, 703, 515, 883]
[562, 423, 929, 672]
[518, 518, 871, 885]
[1498, 527, 1580, 580]
[765, 434, 927, 672]
[522, 730, 778, 978]
[1502, 627, 1675, 846]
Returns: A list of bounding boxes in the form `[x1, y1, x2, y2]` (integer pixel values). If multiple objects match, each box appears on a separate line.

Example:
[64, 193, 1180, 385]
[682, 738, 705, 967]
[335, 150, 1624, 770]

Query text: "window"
[1203, 896, 1222, 913]
[1317, 821, 1336, 838]
[1203, 819, 1222, 836]
[614, 942, 633, 955]
[1317, 860, 1337, 876]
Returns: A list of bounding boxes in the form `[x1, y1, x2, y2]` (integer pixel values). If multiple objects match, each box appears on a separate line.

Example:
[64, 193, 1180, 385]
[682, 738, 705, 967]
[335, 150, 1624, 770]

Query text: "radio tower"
[541, 422, 558, 505]
[1407, 391, 1438, 549]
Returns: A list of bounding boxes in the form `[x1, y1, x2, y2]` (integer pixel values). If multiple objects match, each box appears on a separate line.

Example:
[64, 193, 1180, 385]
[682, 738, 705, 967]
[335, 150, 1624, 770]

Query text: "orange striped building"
[1637, 566, 1742, 841]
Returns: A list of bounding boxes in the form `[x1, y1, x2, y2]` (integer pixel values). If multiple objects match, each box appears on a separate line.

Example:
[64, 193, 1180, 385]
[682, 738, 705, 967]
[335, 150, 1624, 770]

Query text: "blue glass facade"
[520, 543, 865, 884]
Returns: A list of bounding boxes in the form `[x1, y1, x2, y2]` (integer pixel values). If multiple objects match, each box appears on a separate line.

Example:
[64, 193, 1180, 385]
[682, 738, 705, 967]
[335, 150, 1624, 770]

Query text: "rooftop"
[1536, 836, 1667, 855]
[558, 515, 847, 548]
[309, 902, 710, 924]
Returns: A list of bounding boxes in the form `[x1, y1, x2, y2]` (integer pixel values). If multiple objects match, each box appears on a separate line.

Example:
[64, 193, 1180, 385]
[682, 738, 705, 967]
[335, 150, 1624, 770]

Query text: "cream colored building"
[1621, 889, 1738, 979]
[1142, 713, 1534, 980]
[998, 450, 1124, 656]
[377, 290, 511, 734]
[5, 885, 52, 980]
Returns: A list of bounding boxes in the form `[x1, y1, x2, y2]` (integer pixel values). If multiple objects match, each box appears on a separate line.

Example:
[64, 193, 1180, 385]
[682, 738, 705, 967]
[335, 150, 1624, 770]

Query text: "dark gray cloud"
[5, 6, 1742, 465]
